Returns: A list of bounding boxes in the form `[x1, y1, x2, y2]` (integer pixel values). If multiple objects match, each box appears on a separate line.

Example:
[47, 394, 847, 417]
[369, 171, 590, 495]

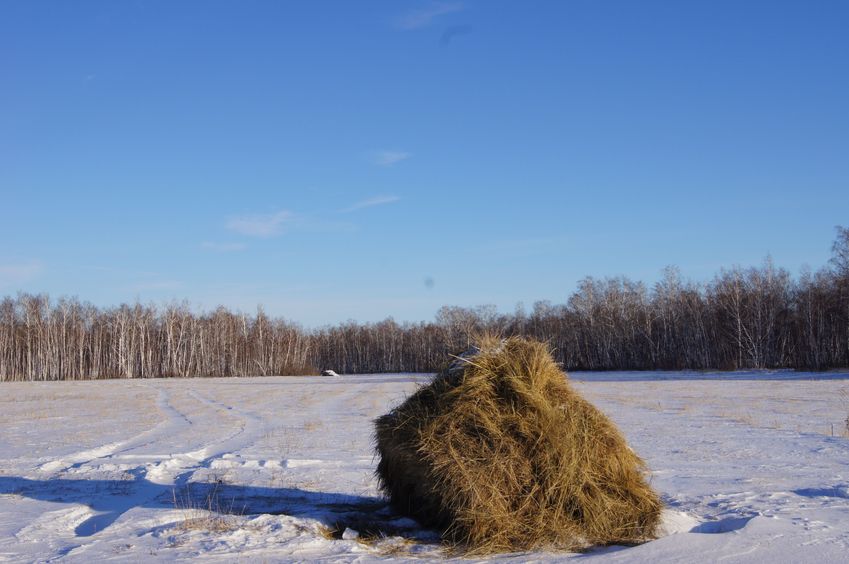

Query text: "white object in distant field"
[321, 369, 341, 377]
[341, 528, 359, 540]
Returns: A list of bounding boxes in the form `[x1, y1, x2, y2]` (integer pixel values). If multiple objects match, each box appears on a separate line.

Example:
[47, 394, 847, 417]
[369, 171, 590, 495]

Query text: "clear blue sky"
[2, 1, 848, 326]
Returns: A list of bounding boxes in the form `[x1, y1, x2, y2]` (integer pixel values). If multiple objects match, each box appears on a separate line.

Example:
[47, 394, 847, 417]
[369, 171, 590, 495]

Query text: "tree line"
[1, 228, 848, 381]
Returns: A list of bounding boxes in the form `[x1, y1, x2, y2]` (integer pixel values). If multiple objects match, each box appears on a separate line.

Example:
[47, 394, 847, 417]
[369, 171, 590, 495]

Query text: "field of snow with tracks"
[1, 371, 848, 562]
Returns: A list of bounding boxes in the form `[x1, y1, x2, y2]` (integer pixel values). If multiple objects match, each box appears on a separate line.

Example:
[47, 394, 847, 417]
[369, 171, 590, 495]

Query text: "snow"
[1, 371, 848, 562]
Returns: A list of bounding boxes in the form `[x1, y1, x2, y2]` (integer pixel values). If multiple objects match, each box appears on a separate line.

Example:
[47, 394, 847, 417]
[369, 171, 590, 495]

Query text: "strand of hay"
[374, 336, 662, 554]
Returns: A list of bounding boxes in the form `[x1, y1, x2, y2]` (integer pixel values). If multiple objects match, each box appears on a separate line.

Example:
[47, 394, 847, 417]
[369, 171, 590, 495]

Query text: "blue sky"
[2, 0, 848, 326]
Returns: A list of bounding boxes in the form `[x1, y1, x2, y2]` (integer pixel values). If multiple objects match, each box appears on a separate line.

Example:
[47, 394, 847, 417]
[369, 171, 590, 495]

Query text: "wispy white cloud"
[226, 210, 292, 237]
[341, 195, 401, 213]
[397, 1, 463, 29]
[201, 241, 247, 253]
[373, 150, 411, 167]
[0, 260, 44, 289]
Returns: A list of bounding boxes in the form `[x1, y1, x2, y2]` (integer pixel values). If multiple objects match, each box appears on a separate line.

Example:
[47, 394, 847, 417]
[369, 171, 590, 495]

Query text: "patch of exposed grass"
[842, 389, 849, 437]
[317, 515, 431, 555]
[171, 478, 244, 533]
[303, 420, 323, 432]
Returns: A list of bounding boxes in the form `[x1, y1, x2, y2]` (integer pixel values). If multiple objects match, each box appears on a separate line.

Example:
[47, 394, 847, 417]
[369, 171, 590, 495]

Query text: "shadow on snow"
[0, 472, 431, 542]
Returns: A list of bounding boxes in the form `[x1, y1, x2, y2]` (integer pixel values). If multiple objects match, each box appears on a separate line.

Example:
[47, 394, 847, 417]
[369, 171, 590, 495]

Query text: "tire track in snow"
[38, 382, 267, 485]
[37, 385, 192, 474]
[145, 388, 267, 486]
[24, 377, 383, 550]
[25, 384, 270, 550]
[14, 505, 93, 543]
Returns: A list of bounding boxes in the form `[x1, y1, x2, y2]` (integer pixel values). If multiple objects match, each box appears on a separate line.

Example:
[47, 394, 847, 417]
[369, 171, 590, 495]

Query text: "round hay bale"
[374, 336, 662, 553]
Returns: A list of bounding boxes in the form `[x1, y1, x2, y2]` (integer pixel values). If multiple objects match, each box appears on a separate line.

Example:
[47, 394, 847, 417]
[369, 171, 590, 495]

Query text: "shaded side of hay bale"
[375, 376, 455, 530]
[374, 337, 662, 553]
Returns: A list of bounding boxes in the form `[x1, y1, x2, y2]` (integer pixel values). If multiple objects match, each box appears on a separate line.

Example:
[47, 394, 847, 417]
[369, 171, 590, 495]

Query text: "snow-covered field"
[1, 371, 848, 562]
